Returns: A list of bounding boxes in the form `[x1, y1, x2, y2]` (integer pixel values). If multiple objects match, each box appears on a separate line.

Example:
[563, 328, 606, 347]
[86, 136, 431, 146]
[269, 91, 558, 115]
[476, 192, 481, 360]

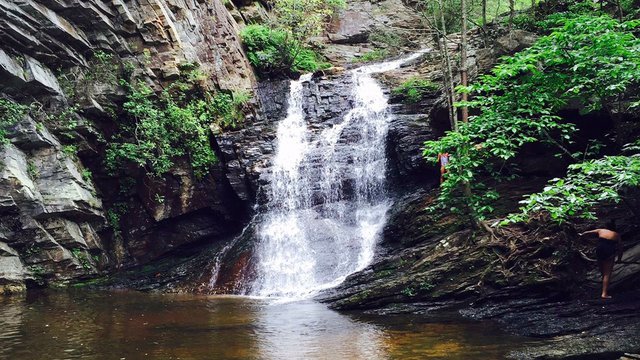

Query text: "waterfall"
[249, 52, 428, 299]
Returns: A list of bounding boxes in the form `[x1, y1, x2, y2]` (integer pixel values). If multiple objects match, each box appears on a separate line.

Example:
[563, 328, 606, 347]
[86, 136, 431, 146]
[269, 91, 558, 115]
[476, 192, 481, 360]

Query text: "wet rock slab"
[476, 293, 640, 359]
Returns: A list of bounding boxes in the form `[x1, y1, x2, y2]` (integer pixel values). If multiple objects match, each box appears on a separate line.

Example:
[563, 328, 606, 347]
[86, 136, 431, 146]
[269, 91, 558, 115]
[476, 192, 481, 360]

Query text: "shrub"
[392, 78, 439, 103]
[240, 24, 328, 76]
[62, 144, 78, 157]
[271, 0, 346, 40]
[106, 81, 250, 178]
[353, 49, 389, 63]
[508, 155, 640, 224]
[58, 50, 119, 101]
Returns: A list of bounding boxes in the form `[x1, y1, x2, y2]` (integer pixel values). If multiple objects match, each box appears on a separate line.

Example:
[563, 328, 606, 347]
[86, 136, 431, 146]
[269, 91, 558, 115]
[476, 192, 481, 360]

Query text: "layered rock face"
[324, 0, 429, 64]
[0, 114, 105, 293]
[0, 0, 256, 292]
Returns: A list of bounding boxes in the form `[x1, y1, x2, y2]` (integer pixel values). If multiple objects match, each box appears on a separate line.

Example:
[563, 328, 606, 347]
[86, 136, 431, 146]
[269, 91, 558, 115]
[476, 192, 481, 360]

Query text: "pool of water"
[0, 290, 542, 360]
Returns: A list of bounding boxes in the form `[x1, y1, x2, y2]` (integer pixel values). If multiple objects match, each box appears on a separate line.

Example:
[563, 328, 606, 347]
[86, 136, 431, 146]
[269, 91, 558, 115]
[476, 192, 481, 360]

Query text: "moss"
[375, 269, 395, 279]
[346, 290, 373, 304]
[71, 277, 111, 288]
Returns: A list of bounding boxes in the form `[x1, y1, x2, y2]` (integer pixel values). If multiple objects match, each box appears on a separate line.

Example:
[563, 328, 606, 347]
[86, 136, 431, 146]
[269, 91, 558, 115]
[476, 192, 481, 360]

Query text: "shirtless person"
[580, 224, 622, 299]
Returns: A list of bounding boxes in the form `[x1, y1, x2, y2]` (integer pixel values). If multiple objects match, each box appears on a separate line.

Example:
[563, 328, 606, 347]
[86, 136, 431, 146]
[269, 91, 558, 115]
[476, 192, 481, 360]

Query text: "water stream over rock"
[245, 52, 428, 299]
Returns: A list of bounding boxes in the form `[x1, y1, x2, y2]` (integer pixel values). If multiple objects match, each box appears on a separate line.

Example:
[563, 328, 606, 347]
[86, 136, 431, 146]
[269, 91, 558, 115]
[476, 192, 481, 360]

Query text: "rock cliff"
[0, 0, 257, 292]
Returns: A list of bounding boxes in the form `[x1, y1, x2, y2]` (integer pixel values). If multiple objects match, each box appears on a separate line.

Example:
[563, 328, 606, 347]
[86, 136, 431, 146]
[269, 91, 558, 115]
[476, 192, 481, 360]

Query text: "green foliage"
[401, 286, 417, 297]
[368, 28, 414, 53]
[240, 0, 341, 76]
[180, 63, 207, 84]
[205, 90, 252, 129]
[47, 104, 81, 140]
[419, 281, 435, 291]
[622, 0, 640, 20]
[62, 144, 78, 157]
[26, 160, 38, 179]
[106, 82, 214, 178]
[392, 78, 439, 103]
[29, 264, 45, 275]
[507, 155, 640, 224]
[512, 13, 539, 30]
[106, 79, 250, 178]
[419, 0, 535, 32]
[58, 50, 119, 101]
[71, 248, 92, 270]
[106, 202, 128, 239]
[423, 14, 640, 220]
[270, 0, 346, 41]
[240, 24, 328, 76]
[90, 51, 119, 85]
[0, 98, 28, 144]
[81, 169, 92, 183]
[353, 49, 389, 63]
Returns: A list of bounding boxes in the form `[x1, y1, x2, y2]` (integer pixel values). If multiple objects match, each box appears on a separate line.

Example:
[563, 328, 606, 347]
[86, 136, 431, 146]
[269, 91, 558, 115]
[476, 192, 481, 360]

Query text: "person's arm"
[579, 229, 600, 237]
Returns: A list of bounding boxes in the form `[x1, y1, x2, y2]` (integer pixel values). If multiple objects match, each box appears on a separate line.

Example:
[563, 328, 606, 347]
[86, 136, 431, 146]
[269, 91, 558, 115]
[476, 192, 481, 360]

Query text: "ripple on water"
[0, 290, 548, 360]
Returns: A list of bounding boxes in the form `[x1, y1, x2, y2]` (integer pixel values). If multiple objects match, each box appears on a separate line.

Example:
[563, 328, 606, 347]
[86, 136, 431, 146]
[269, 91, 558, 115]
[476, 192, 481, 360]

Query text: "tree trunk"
[616, 0, 624, 21]
[437, 0, 457, 130]
[482, 0, 487, 28]
[531, 0, 535, 16]
[460, 0, 469, 123]
[509, 0, 515, 33]
[482, 0, 488, 45]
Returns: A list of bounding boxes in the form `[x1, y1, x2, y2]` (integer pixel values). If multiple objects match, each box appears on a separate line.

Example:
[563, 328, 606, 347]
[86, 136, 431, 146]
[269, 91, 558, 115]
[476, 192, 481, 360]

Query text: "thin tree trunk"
[509, 0, 515, 33]
[616, 0, 624, 21]
[531, 0, 535, 16]
[482, 0, 488, 45]
[460, 0, 475, 226]
[460, 0, 469, 123]
[437, 0, 457, 130]
[482, 0, 487, 27]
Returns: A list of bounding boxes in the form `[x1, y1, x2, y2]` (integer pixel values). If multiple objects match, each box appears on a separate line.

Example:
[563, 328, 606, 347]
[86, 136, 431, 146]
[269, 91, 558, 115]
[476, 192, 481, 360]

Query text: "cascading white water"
[250, 51, 428, 299]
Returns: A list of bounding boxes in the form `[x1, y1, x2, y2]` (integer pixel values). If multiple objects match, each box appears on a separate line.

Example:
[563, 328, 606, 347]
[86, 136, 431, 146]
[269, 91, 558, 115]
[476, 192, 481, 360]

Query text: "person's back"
[595, 229, 619, 241]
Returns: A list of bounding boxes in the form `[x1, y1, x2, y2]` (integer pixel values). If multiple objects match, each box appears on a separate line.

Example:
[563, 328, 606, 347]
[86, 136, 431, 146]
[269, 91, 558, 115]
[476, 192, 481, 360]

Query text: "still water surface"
[0, 290, 541, 360]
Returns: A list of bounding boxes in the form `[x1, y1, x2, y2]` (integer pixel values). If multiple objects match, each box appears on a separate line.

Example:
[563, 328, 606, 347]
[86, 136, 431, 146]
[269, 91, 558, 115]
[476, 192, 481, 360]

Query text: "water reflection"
[0, 290, 541, 360]
[254, 300, 386, 360]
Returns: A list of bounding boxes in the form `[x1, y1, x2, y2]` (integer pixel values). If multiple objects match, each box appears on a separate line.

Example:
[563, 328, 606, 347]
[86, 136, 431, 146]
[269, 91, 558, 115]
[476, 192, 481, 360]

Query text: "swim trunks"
[596, 238, 616, 261]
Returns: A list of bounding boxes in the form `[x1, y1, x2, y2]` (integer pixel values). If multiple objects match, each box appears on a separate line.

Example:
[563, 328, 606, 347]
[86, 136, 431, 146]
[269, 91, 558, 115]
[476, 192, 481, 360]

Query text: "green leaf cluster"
[392, 78, 439, 103]
[240, 24, 329, 76]
[420, 0, 535, 32]
[423, 13, 640, 221]
[105, 81, 249, 178]
[353, 49, 390, 64]
[58, 50, 119, 101]
[271, 0, 346, 41]
[507, 155, 640, 224]
[0, 98, 28, 144]
[240, 0, 343, 76]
